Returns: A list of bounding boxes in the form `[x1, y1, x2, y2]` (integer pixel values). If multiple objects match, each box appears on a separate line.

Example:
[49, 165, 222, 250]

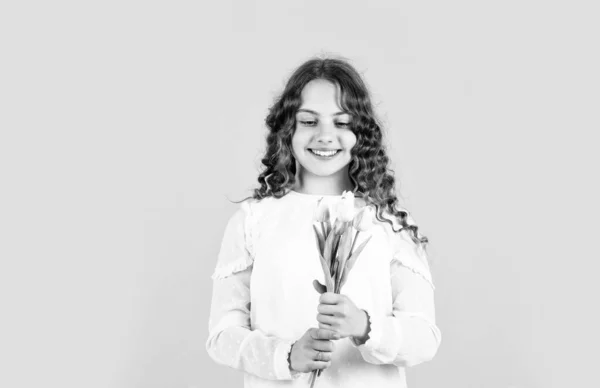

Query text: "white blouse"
[206, 190, 441, 388]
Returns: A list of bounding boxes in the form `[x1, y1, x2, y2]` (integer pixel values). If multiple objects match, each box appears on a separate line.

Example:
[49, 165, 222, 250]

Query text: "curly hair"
[234, 55, 428, 248]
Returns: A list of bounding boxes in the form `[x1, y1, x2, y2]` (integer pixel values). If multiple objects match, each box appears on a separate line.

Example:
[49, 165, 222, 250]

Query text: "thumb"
[313, 279, 326, 294]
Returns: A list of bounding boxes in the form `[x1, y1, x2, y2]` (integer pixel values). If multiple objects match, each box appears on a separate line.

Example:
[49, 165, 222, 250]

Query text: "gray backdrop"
[1, 1, 599, 388]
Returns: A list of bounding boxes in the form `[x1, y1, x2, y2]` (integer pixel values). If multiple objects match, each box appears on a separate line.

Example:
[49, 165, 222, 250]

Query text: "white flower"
[332, 218, 347, 236]
[313, 198, 331, 223]
[353, 205, 375, 231]
[333, 191, 355, 222]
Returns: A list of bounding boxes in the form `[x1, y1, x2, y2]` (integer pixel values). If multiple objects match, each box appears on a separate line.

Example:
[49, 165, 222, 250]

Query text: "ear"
[313, 279, 326, 294]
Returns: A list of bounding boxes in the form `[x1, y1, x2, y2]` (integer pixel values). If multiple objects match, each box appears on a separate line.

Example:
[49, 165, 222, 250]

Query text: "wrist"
[353, 310, 371, 344]
[287, 341, 295, 371]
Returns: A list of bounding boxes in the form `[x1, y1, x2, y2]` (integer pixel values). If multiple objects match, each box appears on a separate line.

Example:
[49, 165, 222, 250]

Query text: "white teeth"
[311, 149, 339, 157]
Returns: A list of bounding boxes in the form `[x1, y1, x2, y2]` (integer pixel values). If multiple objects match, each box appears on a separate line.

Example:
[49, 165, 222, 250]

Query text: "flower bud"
[353, 206, 375, 232]
[332, 218, 347, 236]
[333, 191, 355, 222]
[314, 198, 331, 222]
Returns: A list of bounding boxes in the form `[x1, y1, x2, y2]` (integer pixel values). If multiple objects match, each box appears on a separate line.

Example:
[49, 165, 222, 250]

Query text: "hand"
[313, 280, 370, 341]
[289, 328, 338, 373]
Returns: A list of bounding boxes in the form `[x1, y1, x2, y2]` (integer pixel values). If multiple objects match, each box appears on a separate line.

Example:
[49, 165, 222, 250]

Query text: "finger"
[319, 292, 340, 305]
[313, 279, 326, 294]
[316, 313, 337, 326]
[311, 361, 332, 370]
[313, 350, 332, 362]
[313, 340, 335, 353]
[317, 303, 339, 316]
[312, 328, 340, 340]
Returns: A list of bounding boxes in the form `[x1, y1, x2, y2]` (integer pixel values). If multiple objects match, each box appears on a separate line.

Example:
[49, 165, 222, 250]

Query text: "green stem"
[349, 230, 360, 257]
[336, 230, 359, 293]
[309, 370, 319, 388]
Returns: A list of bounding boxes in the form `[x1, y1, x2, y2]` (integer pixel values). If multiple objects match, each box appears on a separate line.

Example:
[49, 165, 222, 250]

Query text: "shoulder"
[372, 204, 433, 283]
[231, 195, 274, 214]
[237, 195, 280, 217]
[227, 195, 285, 231]
[221, 197, 263, 238]
[368, 202, 418, 234]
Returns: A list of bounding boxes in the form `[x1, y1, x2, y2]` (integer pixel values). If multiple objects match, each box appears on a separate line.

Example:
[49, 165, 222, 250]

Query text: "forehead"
[298, 79, 344, 113]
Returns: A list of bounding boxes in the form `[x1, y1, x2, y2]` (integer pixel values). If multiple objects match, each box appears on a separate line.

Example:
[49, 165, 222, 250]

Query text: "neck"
[293, 167, 354, 196]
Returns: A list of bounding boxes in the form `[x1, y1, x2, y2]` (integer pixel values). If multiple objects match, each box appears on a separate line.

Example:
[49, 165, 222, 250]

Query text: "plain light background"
[1, 1, 599, 387]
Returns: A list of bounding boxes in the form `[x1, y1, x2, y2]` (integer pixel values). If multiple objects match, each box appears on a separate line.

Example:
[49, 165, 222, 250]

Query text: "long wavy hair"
[234, 55, 428, 248]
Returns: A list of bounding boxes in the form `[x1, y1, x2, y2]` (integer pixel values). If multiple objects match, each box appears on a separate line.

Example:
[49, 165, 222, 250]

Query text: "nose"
[315, 120, 336, 144]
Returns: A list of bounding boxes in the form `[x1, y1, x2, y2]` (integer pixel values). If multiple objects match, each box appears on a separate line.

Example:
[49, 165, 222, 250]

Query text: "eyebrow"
[297, 109, 349, 117]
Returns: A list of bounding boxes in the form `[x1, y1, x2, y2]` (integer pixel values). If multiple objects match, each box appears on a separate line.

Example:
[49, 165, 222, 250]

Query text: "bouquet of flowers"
[309, 191, 374, 388]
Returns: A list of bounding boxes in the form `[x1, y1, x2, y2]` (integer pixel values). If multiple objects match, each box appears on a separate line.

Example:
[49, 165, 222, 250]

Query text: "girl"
[206, 56, 441, 388]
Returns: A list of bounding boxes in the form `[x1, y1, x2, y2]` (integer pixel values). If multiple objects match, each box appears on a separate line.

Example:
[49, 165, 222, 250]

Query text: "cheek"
[290, 134, 300, 151]
[290, 135, 304, 158]
[291, 130, 309, 150]
[343, 132, 358, 150]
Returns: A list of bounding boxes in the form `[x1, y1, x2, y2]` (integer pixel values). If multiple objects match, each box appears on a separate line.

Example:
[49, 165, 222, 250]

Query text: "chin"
[309, 165, 347, 177]
[296, 153, 351, 177]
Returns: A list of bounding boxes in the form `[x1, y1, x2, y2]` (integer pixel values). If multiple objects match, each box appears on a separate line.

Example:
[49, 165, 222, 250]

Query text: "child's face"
[291, 79, 357, 181]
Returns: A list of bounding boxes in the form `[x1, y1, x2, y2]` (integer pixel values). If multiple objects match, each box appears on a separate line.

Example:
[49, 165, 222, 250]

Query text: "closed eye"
[298, 120, 351, 128]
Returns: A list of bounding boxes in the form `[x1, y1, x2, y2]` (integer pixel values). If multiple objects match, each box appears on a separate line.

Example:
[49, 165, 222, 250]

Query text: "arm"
[205, 201, 302, 380]
[206, 267, 301, 380]
[349, 231, 442, 367]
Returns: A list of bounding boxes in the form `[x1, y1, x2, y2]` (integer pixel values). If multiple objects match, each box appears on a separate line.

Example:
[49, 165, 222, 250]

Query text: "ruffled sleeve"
[211, 200, 256, 280]
[206, 199, 303, 380]
[349, 209, 442, 367]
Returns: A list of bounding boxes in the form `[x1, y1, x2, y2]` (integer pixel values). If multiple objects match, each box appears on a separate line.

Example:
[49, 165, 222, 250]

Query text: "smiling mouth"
[309, 149, 341, 157]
